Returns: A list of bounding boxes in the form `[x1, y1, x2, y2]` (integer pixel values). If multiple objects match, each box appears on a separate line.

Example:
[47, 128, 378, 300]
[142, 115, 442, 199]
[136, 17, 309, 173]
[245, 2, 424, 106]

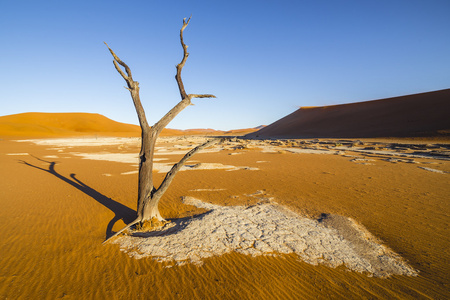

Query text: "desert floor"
[0, 136, 449, 299]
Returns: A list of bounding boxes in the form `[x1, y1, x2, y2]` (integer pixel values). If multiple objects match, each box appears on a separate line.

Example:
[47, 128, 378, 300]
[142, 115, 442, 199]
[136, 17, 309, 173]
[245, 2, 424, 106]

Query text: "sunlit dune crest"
[247, 89, 450, 139]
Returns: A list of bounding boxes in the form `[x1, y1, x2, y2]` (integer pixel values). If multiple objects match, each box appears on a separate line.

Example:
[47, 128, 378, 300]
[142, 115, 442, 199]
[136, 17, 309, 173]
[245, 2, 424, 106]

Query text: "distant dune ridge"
[0, 112, 260, 138]
[3, 89, 448, 139]
[0, 112, 141, 137]
[247, 89, 450, 139]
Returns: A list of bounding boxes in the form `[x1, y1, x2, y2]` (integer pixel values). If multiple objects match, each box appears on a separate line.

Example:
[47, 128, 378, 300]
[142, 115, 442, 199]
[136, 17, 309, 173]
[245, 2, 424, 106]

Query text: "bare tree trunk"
[103, 17, 217, 242]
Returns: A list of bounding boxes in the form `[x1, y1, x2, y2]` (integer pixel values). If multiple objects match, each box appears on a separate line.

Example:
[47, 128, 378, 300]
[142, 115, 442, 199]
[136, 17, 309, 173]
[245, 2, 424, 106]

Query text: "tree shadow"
[19, 155, 136, 239]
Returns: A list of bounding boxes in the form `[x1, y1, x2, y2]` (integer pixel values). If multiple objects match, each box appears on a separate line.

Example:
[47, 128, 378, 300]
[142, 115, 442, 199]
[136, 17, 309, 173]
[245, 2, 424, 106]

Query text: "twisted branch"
[176, 16, 191, 99]
[104, 42, 133, 82]
[152, 16, 216, 135]
[153, 138, 223, 200]
[104, 42, 150, 131]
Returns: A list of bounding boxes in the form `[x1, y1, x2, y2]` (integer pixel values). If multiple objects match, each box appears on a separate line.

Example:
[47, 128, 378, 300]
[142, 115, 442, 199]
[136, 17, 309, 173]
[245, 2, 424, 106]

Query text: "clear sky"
[1, 0, 449, 130]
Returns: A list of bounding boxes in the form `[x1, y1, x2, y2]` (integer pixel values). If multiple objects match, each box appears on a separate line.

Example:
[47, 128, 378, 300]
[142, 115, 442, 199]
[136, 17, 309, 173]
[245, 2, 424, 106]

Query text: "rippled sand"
[1, 137, 449, 299]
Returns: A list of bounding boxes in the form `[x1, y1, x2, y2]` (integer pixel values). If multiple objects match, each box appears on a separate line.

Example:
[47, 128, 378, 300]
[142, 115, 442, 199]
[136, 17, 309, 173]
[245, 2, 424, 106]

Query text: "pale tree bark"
[103, 17, 219, 243]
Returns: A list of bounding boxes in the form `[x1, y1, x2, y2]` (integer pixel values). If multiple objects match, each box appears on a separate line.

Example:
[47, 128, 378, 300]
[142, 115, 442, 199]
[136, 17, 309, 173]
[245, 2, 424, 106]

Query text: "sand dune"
[0, 112, 141, 137]
[247, 89, 450, 139]
[222, 127, 263, 136]
[0, 112, 260, 138]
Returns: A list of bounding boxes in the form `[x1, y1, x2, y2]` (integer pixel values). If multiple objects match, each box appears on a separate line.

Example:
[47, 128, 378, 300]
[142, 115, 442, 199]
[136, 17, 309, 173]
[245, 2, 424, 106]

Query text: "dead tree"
[104, 17, 219, 243]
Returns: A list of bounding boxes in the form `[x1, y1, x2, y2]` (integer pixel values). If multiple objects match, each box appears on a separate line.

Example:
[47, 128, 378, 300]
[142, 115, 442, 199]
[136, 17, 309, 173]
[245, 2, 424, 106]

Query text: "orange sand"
[0, 113, 258, 139]
[1, 137, 449, 299]
[0, 112, 141, 138]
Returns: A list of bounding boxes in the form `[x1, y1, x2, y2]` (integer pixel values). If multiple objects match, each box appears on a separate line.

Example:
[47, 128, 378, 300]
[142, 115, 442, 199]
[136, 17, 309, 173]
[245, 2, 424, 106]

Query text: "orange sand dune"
[0, 113, 201, 138]
[0, 112, 258, 138]
[223, 127, 262, 136]
[171, 128, 260, 136]
[247, 89, 450, 139]
[0, 112, 141, 138]
[182, 128, 225, 135]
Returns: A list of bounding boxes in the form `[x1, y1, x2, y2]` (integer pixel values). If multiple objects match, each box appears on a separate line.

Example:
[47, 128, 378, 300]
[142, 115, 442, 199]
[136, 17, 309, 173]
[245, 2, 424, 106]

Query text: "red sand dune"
[247, 89, 450, 139]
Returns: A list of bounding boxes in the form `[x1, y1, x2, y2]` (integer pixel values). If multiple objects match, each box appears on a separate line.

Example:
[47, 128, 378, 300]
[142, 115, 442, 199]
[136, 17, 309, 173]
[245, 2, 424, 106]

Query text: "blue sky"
[1, 0, 449, 130]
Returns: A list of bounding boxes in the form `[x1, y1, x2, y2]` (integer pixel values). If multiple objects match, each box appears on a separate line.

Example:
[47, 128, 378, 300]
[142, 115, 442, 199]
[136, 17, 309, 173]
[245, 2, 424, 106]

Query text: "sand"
[0, 113, 141, 138]
[248, 89, 450, 139]
[1, 136, 449, 299]
[0, 113, 258, 138]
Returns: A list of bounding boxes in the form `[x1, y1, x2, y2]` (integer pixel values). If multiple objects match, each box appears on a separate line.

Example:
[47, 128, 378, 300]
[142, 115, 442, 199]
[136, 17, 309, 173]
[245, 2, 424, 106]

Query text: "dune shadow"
[129, 210, 213, 238]
[19, 155, 136, 239]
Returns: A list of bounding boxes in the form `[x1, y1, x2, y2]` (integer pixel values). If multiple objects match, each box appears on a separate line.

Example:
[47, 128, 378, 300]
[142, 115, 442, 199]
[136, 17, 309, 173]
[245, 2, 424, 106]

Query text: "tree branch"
[104, 42, 133, 81]
[153, 138, 223, 200]
[175, 16, 192, 100]
[105, 42, 150, 131]
[189, 94, 217, 99]
[112, 60, 129, 83]
[102, 217, 141, 244]
[152, 98, 191, 133]
[152, 17, 216, 136]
